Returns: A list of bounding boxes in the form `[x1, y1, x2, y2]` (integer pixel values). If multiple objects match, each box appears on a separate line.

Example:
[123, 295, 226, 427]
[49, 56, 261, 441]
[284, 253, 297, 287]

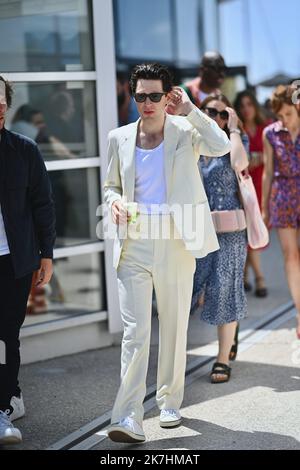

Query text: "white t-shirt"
[134, 141, 169, 214]
[0, 204, 10, 256]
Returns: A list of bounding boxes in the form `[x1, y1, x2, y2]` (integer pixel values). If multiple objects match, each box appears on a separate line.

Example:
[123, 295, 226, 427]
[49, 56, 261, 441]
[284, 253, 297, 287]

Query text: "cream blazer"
[104, 107, 231, 268]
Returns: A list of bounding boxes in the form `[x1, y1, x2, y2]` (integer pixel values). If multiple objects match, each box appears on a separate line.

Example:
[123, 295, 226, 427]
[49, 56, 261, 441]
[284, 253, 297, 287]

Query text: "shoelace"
[118, 417, 144, 436]
[0, 410, 13, 430]
[119, 417, 133, 428]
[161, 409, 178, 417]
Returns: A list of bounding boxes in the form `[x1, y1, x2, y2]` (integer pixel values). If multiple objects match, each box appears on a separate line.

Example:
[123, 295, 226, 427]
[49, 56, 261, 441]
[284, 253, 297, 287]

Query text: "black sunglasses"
[134, 92, 167, 103]
[204, 107, 229, 120]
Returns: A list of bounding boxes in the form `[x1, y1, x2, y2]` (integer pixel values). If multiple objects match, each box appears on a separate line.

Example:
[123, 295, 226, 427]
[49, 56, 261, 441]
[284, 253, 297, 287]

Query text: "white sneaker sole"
[108, 425, 145, 443]
[159, 417, 182, 428]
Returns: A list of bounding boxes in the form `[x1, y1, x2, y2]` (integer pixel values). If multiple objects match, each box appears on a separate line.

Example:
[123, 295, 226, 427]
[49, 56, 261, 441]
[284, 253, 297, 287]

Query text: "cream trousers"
[111, 214, 196, 426]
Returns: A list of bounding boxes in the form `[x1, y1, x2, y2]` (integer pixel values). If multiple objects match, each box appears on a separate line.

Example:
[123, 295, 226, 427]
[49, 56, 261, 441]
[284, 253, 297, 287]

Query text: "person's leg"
[298, 228, 300, 338]
[0, 255, 32, 411]
[248, 249, 267, 296]
[111, 238, 154, 427]
[277, 228, 300, 336]
[244, 249, 268, 297]
[154, 230, 195, 412]
[211, 321, 237, 382]
[247, 249, 263, 279]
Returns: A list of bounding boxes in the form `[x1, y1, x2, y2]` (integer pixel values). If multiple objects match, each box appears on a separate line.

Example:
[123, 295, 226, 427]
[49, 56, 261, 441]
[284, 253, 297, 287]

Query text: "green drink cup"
[124, 202, 138, 224]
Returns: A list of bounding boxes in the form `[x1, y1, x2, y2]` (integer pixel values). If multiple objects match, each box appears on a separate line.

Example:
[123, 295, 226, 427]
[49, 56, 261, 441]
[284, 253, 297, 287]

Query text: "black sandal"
[229, 323, 239, 361]
[210, 362, 231, 384]
[255, 276, 268, 298]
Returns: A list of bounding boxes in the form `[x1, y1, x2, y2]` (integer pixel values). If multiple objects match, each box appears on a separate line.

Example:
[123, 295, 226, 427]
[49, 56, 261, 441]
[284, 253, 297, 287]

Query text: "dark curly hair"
[129, 63, 173, 95]
[0, 75, 13, 108]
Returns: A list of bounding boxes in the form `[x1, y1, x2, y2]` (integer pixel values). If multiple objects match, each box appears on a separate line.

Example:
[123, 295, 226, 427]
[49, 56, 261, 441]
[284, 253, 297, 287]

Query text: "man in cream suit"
[104, 63, 231, 443]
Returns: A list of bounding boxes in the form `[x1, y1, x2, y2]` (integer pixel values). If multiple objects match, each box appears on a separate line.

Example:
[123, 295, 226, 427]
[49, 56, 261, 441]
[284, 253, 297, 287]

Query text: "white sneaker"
[108, 417, 145, 443]
[0, 410, 22, 445]
[159, 409, 182, 428]
[10, 394, 25, 422]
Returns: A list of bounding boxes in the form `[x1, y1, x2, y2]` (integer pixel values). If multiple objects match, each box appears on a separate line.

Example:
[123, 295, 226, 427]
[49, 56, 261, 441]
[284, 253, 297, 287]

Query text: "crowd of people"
[105, 56, 300, 443]
[0, 49, 299, 446]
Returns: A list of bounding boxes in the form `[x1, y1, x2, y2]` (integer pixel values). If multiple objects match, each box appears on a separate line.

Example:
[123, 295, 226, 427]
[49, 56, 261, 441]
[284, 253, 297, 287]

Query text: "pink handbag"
[236, 170, 269, 249]
[211, 209, 246, 233]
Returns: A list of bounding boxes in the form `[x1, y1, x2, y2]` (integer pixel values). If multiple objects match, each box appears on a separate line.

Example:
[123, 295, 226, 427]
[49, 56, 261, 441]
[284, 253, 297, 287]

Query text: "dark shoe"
[244, 281, 252, 292]
[210, 362, 231, 384]
[229, 323, 239, 361]
[255, 277, 268, 298]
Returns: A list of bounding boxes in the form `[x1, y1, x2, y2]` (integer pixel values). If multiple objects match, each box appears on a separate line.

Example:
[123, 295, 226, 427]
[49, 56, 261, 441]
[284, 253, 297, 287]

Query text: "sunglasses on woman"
[134, 92, 167, 103]
[204, 107, 229, 120]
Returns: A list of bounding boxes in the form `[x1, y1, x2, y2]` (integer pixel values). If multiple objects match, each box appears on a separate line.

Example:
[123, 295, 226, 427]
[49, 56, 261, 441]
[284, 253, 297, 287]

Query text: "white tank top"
[134, 141, 169, 214]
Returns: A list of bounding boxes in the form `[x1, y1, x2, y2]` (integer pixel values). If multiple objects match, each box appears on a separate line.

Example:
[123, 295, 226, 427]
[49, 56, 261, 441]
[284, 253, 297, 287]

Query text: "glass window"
[175, 0, 203, 65]
[23, 252, 105, 325]
[0, 0, 94, 72]
[49, 168, 101, 248]
[114, 0, 173, 61]
[6, 81, 98, 160]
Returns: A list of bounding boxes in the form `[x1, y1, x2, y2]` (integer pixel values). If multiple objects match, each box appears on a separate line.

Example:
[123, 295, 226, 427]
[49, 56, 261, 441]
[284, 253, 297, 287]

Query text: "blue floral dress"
[191, 147, 248, 325]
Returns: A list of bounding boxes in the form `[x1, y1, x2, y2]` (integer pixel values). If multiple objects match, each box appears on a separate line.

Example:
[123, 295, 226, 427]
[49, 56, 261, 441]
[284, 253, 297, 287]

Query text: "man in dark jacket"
[0, 76, 56, 445]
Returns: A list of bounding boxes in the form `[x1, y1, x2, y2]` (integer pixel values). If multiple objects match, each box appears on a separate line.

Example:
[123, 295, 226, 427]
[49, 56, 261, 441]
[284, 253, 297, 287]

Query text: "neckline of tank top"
[136, 141, 164, 152]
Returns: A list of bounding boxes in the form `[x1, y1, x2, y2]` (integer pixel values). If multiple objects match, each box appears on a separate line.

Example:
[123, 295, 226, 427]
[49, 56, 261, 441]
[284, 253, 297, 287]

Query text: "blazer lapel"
[121, 119, 140, 202]
[120, 114, 178, 203]
[163, 114, 179, 201]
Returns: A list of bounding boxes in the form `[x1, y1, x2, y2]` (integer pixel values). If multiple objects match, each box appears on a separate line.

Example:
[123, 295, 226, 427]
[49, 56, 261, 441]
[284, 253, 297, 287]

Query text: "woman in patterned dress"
[191, 94, 249, 383]
[262, 85, 300, 339]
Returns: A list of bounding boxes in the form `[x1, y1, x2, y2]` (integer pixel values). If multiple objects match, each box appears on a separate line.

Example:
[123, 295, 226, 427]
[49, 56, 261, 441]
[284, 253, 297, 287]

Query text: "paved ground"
[2, 230, 299, 450]
[94, 316, 300, 451]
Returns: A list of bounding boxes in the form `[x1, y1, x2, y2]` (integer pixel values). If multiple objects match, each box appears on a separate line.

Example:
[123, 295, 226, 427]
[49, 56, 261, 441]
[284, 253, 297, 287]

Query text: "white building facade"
[0, 0, 221, 362]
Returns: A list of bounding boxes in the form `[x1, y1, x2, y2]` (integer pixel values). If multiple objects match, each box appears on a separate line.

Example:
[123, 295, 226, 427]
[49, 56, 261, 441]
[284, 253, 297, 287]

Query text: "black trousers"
[0, 255, 32, 411]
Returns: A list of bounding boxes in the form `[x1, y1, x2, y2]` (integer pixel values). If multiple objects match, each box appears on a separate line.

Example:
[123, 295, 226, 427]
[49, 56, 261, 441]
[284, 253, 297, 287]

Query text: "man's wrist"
[40, 251, 53, 259]
[182, 102, 194, 116]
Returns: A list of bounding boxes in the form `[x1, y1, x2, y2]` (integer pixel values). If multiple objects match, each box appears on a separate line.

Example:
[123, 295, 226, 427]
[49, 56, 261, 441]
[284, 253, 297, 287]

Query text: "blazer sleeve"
[103, 132, 123, 209]
[186, 107, 231, 159]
